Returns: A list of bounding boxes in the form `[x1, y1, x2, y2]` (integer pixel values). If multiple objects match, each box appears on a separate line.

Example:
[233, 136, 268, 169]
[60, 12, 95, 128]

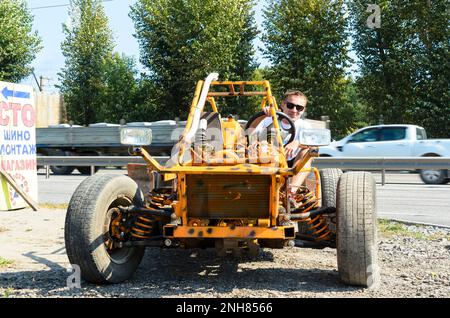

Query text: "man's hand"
[284, 140, 300, 158]
[284, 140, 309, 158]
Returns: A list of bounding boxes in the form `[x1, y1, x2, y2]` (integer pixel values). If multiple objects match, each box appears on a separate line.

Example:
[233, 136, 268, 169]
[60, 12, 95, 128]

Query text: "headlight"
[120, 127, 152, 145]
[299, 129, 331, 146]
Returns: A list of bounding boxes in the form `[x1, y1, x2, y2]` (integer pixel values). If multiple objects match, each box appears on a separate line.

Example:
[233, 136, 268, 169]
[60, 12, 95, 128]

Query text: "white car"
[319, 124, 450, 184]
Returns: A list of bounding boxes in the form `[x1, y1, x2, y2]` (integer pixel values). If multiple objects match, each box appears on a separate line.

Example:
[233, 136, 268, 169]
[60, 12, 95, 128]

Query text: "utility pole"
[31, 70, 43, 92]
[31, 71, 51, 92]
[39, 76, 51, 92]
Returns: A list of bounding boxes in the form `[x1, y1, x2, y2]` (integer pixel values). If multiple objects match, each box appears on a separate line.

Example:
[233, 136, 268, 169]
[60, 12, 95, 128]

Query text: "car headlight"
[299, 129, 331, 146]
[120, 127, 152, 146]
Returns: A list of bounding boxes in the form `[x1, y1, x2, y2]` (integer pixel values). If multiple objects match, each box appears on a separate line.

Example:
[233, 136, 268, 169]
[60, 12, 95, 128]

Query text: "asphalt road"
[36, 169, 450, 227]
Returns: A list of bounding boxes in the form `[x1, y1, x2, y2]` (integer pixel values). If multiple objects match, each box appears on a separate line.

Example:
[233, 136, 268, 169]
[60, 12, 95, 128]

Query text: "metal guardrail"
[37, 156, 450, 185]
[37, 156, 165, 166]
[312, 157, 450, 170]
[313, 157, 450, 185]
[37, 156, 450, 169]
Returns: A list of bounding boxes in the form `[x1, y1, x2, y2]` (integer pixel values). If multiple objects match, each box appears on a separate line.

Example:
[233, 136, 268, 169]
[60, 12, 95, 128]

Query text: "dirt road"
[0, 208, 449, 298]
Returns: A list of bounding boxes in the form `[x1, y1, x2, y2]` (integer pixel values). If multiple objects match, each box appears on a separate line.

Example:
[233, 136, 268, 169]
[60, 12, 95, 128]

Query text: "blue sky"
[24, 0, 269, 92]
[24, 1, 356, 93]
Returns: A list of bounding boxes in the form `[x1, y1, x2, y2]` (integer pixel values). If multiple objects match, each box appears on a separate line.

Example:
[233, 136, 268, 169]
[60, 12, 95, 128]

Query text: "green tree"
[339, 78, 369, 137]
[97, 53, 140, 123]
[130, 0, 258, 120]
[349, 1, 416, 126]
[221, 6, 261, 119]
[262, 0, 352, 137]
[349, 0, 449, 137]
[0, 0, 42, 82]
[404, 0, 449, 138]
[57, 0, 113, 125]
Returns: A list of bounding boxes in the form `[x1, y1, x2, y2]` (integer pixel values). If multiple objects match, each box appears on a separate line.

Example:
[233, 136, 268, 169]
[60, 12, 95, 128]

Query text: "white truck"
[36, 121, 186, 175]
[319, 124, 450, 184]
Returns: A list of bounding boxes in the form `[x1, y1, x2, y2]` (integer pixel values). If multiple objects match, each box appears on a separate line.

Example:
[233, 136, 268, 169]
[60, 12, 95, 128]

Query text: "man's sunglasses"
[285, 102, 305, 111]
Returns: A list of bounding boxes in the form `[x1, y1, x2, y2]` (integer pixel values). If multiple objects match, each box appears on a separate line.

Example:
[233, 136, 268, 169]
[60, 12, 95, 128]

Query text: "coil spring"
[300, 215, 334, 241]
[291, 189, 319, 212]
[130, 215, 156, 239]
[293, 187, 334, 241]
[146, 192, 174, 209]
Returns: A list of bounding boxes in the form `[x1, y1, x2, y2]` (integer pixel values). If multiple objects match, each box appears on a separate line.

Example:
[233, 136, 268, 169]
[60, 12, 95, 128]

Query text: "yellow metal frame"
[164, 225, 295, 239]
[136, 77, 318, 240]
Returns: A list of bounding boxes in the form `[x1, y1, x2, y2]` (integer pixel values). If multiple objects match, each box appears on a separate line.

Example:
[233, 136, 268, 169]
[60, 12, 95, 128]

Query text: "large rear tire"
[64, 174, 145, 284]
[319, 168, 343, 242]
[320, 169, 343, 209]
[336, 172, 379, 288]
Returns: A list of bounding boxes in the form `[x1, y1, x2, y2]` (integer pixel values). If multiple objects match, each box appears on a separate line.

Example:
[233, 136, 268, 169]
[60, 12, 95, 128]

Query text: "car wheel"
[419, 169, 447, 185]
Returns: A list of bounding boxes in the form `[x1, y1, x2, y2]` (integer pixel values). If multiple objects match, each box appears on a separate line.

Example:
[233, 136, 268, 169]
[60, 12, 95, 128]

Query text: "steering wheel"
[245, 111, 296, 145]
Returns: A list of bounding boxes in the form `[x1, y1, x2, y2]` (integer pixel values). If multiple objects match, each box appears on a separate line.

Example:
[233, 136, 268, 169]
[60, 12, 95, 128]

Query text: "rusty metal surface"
[164, 225, 295, 239]
[186, 174, 271, 219]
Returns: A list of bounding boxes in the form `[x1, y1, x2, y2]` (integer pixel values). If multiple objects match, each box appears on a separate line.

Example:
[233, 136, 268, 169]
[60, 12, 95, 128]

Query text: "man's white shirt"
[253, 117, 312, 160]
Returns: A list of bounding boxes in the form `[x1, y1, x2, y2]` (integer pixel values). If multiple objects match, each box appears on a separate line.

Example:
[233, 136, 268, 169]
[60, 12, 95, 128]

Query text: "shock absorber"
[193, 118, 208, 163]
[130, 215, 156, 239]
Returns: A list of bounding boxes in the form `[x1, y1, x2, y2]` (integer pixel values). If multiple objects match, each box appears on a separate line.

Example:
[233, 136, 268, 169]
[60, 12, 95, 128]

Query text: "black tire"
[296, 169, 342, 241]
[336, 172, 379, 288]
[319, 168, 343, 242]
[50, 165, 75, 175]
[77, 166, 100, 175]
[320, 169, 343, 208]
[65, 174, 145, 284]
[419, 169, 448, 185]
[37, 151, 45, 170]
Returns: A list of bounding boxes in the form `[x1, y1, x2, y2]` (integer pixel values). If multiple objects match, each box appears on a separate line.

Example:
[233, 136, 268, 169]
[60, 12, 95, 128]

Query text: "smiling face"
[280, 94, 307, 122]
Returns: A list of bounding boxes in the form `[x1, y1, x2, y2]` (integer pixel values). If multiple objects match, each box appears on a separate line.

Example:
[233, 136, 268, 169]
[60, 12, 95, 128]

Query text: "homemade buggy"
[65, 73, 379, 287]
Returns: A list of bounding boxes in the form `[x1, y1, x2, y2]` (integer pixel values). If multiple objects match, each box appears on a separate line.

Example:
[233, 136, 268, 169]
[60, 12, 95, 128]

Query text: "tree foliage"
[96, 53, 140, 123]
[0, 0, 42, 82]
[262, 0, 353, 137]
[349, 0, 449, 137]
[130, 0, 259, 120]
[58, 0, 113, 125]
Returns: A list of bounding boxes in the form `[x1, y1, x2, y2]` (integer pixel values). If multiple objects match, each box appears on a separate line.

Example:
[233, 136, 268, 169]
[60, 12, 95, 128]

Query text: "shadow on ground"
[0, 247, 362, 297]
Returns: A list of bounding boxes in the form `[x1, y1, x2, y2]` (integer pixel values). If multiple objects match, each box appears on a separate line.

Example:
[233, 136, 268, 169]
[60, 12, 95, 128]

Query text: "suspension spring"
[300, 215, 334, 241]
[293, 187, 334, 241]
[130, 215, 156, 239]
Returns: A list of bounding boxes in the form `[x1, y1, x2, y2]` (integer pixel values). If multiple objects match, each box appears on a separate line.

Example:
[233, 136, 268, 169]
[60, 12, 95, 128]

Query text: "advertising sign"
[0, 82, 38, 210]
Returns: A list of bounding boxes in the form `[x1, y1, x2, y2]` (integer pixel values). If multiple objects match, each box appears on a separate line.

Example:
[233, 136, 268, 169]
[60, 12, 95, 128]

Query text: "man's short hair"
[282, 90, 308, 104]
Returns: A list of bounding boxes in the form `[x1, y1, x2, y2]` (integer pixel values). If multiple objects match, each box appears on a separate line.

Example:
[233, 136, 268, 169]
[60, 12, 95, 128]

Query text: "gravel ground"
[0, 208, 449, 298]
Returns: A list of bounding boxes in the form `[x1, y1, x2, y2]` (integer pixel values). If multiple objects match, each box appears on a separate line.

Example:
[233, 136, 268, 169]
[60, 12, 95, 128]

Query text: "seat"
[195, 112, 224, 153]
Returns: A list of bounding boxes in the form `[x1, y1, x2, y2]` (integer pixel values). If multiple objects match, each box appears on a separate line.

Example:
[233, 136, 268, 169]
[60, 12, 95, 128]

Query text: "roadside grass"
[378, 219, 450, 241]
[1, 287, 14, 298]
[0, 257, 14, 268]
[39, 203, 68, 210]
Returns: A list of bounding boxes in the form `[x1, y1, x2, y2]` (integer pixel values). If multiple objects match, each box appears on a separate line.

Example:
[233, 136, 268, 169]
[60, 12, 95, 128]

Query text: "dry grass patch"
[0, 256, 14, 268]
[39, 203, 68, 210]
[378, 219, 450, 241]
